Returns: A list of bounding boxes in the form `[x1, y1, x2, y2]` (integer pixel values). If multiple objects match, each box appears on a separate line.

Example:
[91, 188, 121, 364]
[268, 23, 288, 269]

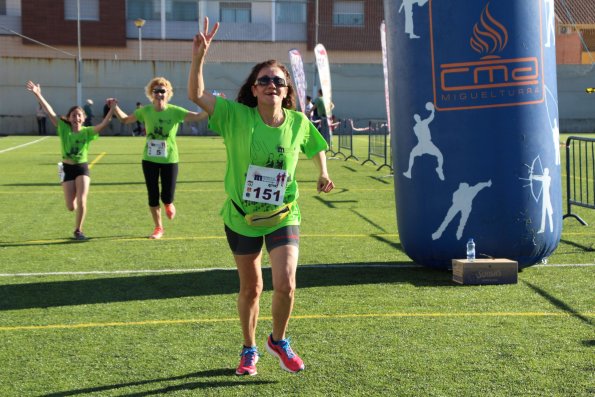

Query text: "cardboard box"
[452, 259, 518, 285]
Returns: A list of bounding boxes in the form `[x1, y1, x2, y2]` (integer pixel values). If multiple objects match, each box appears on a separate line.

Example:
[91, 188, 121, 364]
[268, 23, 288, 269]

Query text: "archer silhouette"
[530, 167, 553, 233]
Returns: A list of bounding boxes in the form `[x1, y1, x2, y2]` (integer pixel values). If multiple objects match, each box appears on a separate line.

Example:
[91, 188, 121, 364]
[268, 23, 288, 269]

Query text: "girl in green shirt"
[26, 81, 115, 240]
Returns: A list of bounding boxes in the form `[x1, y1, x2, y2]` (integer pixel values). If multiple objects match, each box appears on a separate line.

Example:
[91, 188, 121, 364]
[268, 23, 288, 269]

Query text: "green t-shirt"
[56, 119, 99, 163]
[314, 96, 327, 117]
[135, 104, 188, 163]
[208, 97, 328, 237]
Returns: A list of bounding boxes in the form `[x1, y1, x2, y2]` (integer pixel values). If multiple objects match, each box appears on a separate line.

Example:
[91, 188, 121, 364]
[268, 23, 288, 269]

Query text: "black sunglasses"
[152, 88, 167, 94]
[254, 76, 287, 88]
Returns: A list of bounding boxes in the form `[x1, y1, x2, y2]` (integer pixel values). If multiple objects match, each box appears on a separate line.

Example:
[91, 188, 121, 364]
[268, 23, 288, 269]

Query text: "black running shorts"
[224, 225, 300, 255]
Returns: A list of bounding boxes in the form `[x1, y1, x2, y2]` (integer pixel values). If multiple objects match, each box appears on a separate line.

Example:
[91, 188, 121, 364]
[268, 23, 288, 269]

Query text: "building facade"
[1, 0, 385, 62]
[1, 0, 593, 133]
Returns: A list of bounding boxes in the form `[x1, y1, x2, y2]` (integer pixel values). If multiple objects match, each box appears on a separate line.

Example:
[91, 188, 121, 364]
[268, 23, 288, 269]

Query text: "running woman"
[189, 18, 335, 375]
[113, 77, 208, 239]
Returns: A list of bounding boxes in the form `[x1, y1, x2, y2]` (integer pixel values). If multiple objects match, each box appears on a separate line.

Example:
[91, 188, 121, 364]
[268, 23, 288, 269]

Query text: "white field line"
[0, 136, 50, 154]
[0, 262, 592, 278]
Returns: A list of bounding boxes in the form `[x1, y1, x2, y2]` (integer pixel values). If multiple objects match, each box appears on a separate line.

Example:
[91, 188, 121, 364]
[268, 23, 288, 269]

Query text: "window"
[167, 0, 198, 21]
[220, 2, 251, 23]
[332, 1, 364, 27]
[127, 0, 160, 21]
[0, 0, 6, 16]
[276, 1, 306, 24]
[64, 0, 99, 21]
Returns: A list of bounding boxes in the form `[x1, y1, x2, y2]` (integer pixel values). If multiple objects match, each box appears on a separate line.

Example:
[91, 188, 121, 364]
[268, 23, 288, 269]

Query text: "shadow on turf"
[559, 238, 595, 252]
[522, 280, 594, 326]
[0, 264, 452, 310]
[0, 239, 90, 247]
[0, 235, 141, 248]
[2, 179, 223, 187]
[40, 368, 276, 396]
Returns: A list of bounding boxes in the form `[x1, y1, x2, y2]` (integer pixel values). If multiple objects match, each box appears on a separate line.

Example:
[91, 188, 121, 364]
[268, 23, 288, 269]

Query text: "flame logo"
[470, 3, 508, 59]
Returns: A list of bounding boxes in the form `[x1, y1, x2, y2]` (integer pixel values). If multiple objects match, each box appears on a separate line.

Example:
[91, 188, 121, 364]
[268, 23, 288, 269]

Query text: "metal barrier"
[309, 117, 393, 172]
[362, 121, 392, 172]
[334, 119, 359, 161]
[313, 118, 338, 156]
[563, 136, 595, 225]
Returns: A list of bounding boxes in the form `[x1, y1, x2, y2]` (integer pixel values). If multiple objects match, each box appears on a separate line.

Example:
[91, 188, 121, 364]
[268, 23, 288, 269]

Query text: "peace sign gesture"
[193, 17, 220, 57]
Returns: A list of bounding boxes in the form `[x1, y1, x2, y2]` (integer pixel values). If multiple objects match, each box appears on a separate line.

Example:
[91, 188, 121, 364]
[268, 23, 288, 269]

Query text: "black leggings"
[142, 160, 178, 207]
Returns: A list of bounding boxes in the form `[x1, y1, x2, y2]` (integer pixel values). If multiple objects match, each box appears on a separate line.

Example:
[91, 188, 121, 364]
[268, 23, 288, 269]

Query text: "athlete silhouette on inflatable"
[432, 180, 492, 240]
[403, 102, 445, 181]
[544, 0, 555, 48]
[399, 0, 429, 39]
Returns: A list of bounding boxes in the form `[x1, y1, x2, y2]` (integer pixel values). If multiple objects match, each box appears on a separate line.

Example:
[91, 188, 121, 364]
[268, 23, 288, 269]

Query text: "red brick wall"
[556, 33, 582, 64]
[22, 0, 126, 47]
[307, 0, 383, 51]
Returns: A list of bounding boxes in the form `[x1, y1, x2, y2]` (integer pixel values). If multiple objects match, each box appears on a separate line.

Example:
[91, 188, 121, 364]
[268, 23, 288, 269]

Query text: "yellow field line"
[0, 188, 395, 194]
[5, 233, 401, 245]
[8, 230, 595, 246]
[89, 152, 107, 169]
[7, 230, 595, 245]
[1, 311, 592, 332]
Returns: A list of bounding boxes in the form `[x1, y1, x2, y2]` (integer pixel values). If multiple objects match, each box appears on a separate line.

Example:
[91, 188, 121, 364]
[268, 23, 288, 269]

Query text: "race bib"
[243, 164, 288, 206]
[147, 140, 167, 158]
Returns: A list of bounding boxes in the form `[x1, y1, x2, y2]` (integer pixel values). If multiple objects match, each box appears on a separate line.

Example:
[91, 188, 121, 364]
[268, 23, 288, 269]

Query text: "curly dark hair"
[236, 60, 296, 110]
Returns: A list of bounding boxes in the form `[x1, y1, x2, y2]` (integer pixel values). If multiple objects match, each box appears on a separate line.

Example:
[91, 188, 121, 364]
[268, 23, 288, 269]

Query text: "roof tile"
[555, 0, 595, 25]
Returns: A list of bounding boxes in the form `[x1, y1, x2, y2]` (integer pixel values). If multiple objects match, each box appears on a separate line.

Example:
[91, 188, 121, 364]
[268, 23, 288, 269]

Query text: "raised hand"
[192, 17, 220, 56]
[25, 80, 58, 125]
[26, 81, 41, 96]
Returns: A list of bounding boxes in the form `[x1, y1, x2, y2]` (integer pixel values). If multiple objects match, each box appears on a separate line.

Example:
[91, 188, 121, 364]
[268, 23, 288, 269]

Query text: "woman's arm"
[312, 151, 335, 193]
[93, 101, 116, 133]
[184, 110, 209, 123]
[25, 81, 58, 127]
[188, 17, 220, 116]
[112, 103, 137, 124]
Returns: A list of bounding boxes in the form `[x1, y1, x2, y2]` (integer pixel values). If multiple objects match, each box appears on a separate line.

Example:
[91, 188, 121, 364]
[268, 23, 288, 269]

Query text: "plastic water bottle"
[58, 162, 64, 183]
[466, 238, 476, 262]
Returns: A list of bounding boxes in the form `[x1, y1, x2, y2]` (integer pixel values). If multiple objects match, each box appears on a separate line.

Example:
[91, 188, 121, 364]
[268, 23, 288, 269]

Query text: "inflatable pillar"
[384, 0, 561, 268]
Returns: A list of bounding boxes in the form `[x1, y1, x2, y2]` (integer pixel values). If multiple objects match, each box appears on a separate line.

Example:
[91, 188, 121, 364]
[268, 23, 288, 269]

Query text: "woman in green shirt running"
[188, 18, 335, 376]
[113, 77, 208, 239]
[26, 81, 115, 240]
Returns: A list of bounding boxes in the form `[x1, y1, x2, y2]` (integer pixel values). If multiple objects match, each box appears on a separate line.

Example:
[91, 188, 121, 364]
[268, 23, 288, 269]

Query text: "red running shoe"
[266, 334, 305, 373]
[164, 203, 176, 220]
[235, 346, 259, 376]
[149, 226, 164, 239]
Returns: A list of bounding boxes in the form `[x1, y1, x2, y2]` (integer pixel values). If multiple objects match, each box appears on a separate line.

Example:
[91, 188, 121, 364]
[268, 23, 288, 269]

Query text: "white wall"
[1, 57, 593, 134]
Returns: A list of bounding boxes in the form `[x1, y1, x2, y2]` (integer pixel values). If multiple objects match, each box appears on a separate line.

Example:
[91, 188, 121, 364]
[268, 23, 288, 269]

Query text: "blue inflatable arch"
[384, 0, 562, 268]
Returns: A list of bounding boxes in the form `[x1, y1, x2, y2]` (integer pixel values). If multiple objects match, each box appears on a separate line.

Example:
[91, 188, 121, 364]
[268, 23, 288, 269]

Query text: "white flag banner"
[288, 49, 307, 113]
[314, 43, 332, 118]
[380, 21, 391, 134]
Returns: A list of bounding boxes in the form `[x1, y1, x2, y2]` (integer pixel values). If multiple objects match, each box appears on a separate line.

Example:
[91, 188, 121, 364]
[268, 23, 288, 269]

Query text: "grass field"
[0, 134, 593, 396]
